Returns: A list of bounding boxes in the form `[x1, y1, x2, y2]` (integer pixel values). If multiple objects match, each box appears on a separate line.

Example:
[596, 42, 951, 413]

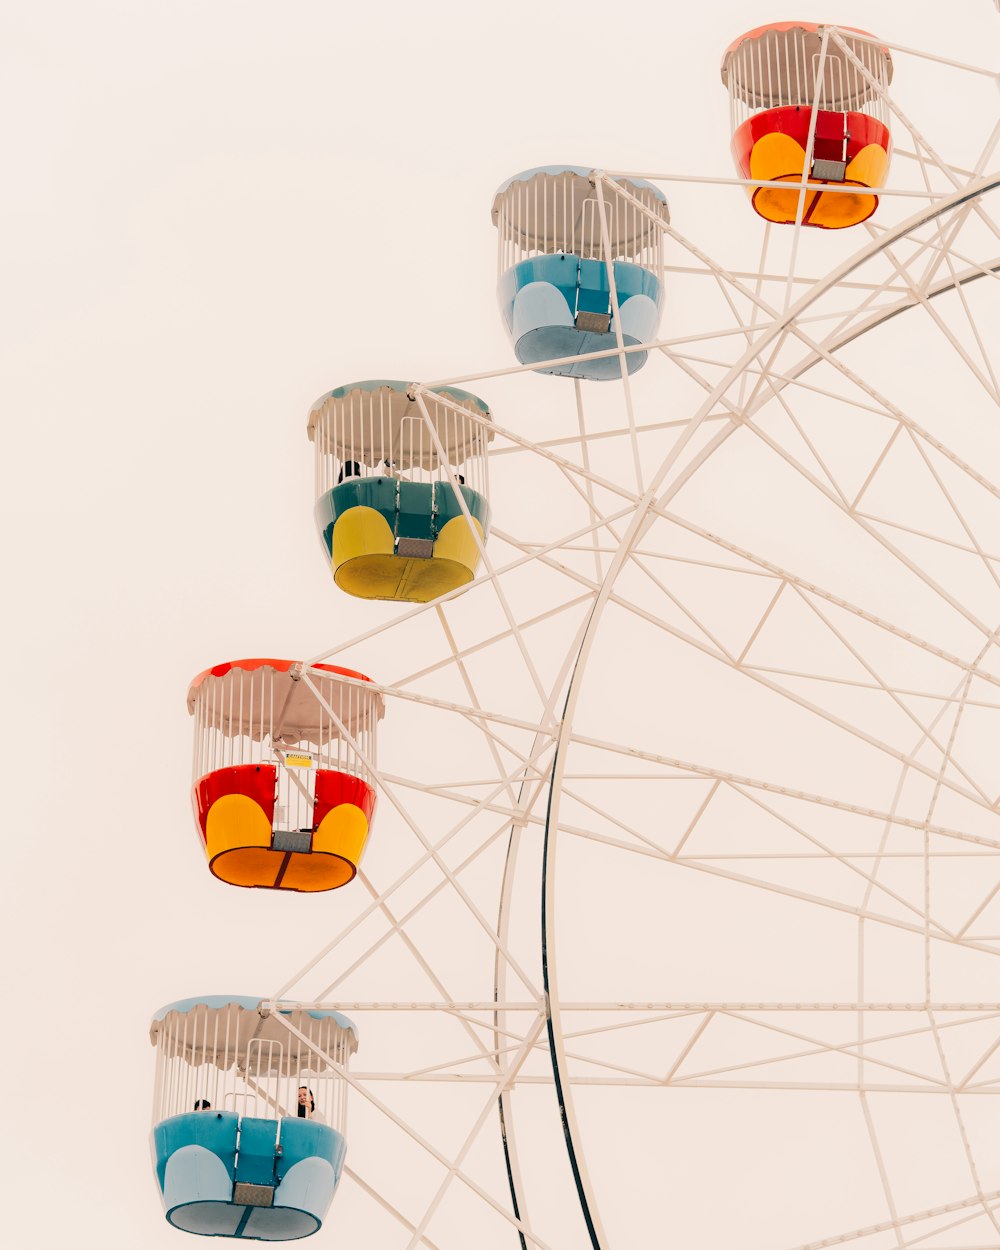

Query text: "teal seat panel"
[434, 483, 490, 534]
[316, 480, 490, 559]
[576, 257, 611, 316]
[152, 1111, 239, 1191]
[315, 494, 337, 559]
[316, 477, 398, 555]
[582, 255, 662, 303]
[235, 1116, 280, 1187]
[510, 253, 579, 315]
[396, 481, 434, 540]
[332, 476, 398, 512]
[278, 1118, 347, 1185]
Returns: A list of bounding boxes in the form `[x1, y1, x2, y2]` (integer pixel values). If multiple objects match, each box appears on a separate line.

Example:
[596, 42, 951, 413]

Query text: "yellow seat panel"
[746, 131, 883, 229]
[211, 846, 283, 888]
[845, 143, 889, 192]
[278, 852, 356, 892]
[204, 795, 370, 890]
[314, 803, 370, 868]
[752, 173, 878, 229]
[433, 515, 484, 574]
[331, 500, 485, 603]
[748, 131, 807, 184]
[332, 506, 394, 568]
[206, 794, 272, 859]
[751, 181, 817, 225]
[806, 186, 876, 229]
[335, 553, 475, 602]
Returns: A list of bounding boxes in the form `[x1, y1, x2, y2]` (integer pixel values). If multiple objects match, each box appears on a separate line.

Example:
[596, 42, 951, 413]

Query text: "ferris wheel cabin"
[492, 166, 669, 380]
[188, 658, 383, 891]
[722, 23, 893, 229]
[309, 380, 493, 603]
[150, 997, 357, 1240]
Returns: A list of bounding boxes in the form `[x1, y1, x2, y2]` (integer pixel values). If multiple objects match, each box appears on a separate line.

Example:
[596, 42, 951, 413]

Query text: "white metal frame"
[310, 387, 491, 499]
[191, 663, 379, 789]
[725, 24, 892, 132]
[494, 172, 666, 275]
[180, 30, 1000, 1250]
[151, 1003, 353, 1135]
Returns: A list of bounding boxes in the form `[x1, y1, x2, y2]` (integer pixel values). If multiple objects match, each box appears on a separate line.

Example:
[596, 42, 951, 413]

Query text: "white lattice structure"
[164, 21, 1000, 1250]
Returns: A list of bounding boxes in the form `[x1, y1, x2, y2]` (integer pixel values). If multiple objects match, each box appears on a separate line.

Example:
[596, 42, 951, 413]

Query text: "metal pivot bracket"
[575, 310, 612, 333]
[397, 536, 434, 559]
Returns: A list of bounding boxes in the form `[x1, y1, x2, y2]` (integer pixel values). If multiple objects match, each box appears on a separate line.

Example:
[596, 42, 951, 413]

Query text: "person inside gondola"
[337, 461, 361, 483]
[297, 1085, 324, 1121]
[194, 1098, 211, 1111]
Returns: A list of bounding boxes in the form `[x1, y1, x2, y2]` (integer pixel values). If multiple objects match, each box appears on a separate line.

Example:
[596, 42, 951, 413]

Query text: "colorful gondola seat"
[188, 659, 383, 891]
[492, 166, 670, 379]
[150, 998, 357, 1241]
[722, 23, 893, 229]
[308, 381, 493, 602]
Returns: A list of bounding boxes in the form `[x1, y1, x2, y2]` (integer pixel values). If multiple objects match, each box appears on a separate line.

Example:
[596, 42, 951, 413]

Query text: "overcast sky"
[3, 3, 998, 1248]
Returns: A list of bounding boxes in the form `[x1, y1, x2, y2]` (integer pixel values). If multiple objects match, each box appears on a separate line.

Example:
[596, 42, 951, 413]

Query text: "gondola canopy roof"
[149, 995, 359, 1071]
[187, 658, 384, 745]
[721, 22, 893, 111]
[307, 380, 493, 468]
[491, 165, 669, 253]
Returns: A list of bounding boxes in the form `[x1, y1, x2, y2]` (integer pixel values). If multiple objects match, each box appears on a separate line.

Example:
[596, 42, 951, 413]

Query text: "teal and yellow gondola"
[308, 380, 493, 602]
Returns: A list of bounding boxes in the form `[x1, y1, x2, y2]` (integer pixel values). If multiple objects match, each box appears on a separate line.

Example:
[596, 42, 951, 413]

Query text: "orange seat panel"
[192, 765, 377, 891]
[732, 106, 890, 229]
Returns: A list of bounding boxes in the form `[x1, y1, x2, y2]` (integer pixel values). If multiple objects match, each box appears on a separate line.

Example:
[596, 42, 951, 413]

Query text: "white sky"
[3, 2, 999, 1247]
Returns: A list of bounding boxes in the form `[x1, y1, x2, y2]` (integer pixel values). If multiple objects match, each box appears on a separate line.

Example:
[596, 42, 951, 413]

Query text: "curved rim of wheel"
[538, 173, 1000, 1249]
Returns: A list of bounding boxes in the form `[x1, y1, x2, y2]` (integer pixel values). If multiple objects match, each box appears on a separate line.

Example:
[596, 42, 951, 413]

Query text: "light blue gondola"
[149, 996, 357, 1241]
[491, 165, 670, 380]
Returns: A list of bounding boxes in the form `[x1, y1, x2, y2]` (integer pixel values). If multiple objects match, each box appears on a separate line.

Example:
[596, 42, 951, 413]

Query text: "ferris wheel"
[149, 22, 1000, 1250]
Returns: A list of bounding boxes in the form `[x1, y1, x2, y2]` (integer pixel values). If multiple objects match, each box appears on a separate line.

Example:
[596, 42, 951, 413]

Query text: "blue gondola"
[150, 996, 357, 1240]
[491, 165, 670, 380]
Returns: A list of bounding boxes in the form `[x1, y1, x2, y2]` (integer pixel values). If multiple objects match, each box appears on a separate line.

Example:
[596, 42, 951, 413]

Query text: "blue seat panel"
[153, 1113, 346, 1240]
[152, 1111, 239, 1191]
[497, 254, 663, 379]
[498, 253, 662, 336]
[235, 1116, 280, 1187]
[278, 1118, 347, 1185]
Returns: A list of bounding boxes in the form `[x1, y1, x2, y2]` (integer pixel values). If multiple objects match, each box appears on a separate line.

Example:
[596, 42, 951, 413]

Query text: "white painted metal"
[150, 1001, 355, 1134]
[245, 32, 999, 1250]
[188, 661, 381, 791]
[492, 168, 667, 276]
[308, 384, 492, 498]
[723, 23, 892, 128]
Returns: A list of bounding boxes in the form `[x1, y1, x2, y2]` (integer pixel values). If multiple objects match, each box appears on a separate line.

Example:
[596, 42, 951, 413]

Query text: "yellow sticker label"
[284, 753, 314, 769]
